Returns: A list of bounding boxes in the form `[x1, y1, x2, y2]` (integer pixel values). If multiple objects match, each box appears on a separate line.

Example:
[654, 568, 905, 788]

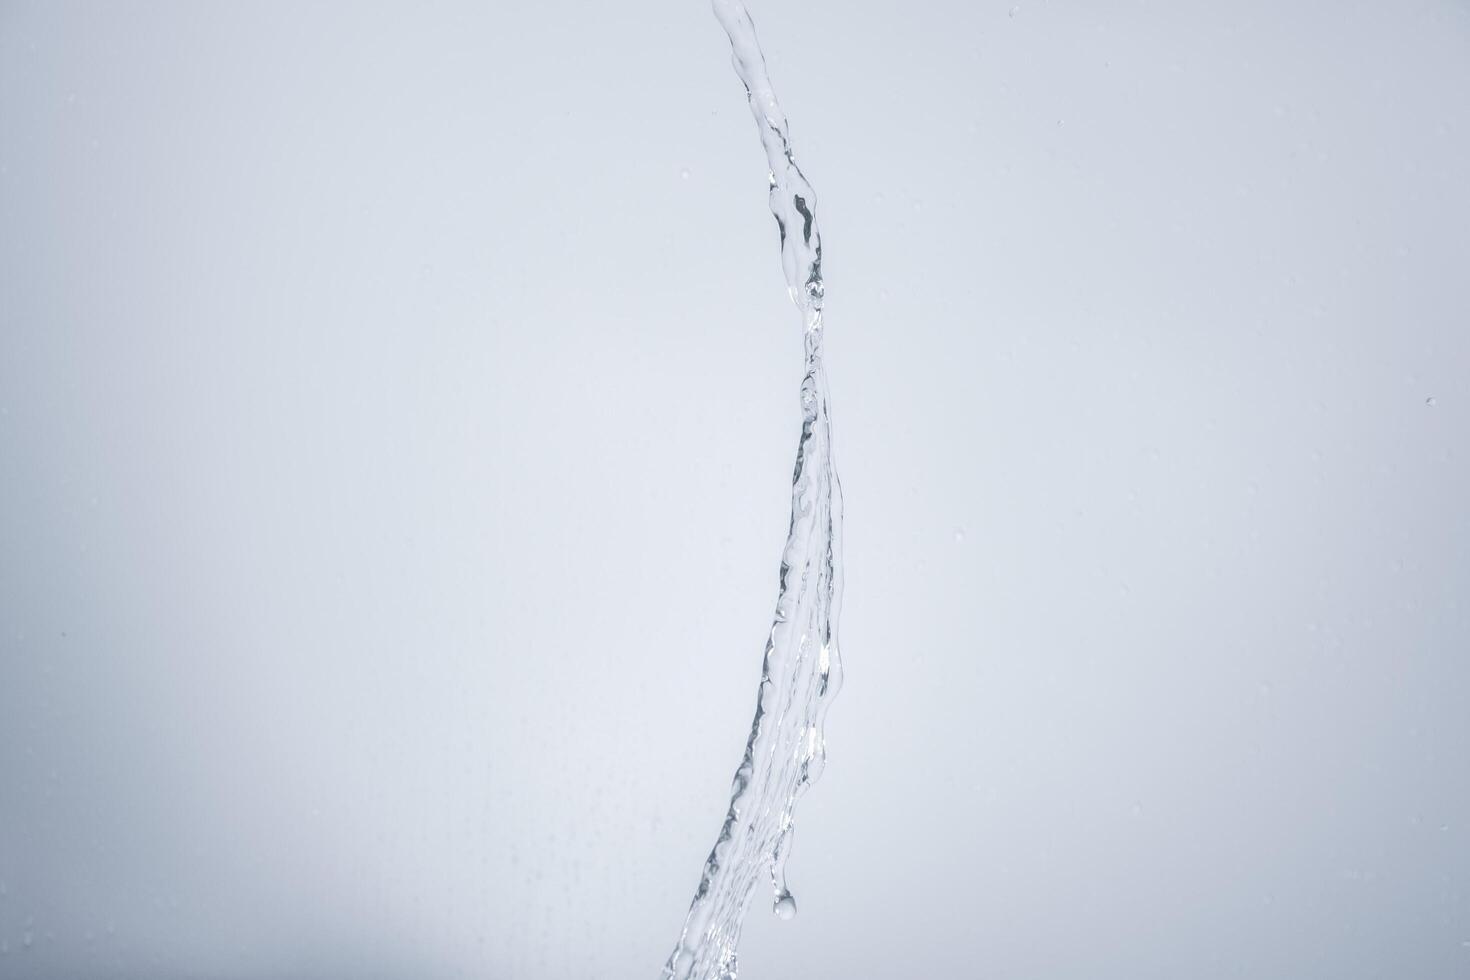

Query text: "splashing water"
[660, 2, 844, 978]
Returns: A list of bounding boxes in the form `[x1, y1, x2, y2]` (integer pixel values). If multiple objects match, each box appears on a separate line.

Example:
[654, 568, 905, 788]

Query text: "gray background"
[2, 0, 1468, 977]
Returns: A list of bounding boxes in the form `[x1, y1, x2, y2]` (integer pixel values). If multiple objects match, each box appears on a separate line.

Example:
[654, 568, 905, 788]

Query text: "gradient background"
[2, 1, 1469, 977]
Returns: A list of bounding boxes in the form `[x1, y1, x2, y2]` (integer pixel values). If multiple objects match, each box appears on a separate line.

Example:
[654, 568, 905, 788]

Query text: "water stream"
[659, 2, 845, 978]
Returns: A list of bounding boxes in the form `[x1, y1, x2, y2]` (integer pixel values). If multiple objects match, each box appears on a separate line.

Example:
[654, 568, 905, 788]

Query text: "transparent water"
[659, 2, 844, 978]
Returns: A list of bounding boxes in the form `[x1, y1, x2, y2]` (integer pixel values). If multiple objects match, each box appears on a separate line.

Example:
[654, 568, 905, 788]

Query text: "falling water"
[659, 1, 844, 978]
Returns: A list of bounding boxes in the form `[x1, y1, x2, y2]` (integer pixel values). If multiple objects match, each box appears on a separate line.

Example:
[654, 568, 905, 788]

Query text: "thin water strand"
[660, 2, 844, 978]
[712, 0, 825, 324]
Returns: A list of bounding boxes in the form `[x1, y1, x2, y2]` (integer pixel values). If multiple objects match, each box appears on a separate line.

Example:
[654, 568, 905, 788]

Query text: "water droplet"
[1008, 5, 1020, 17]
[1425, 396, 1437, 407]
[22, 932, 32, 949]
[952, 528, 966, 543]
[679, 168, 691, 180]
[773, 892, 797, 920]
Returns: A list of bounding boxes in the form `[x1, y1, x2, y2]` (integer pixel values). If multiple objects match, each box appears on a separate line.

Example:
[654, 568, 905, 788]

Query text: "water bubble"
[1425, 396, 1437, 407]
[952, 527, 966, 543]
[680, 168, 691, 180]
[1008, 5, 1020, 17]
[773, 892, 798, 920]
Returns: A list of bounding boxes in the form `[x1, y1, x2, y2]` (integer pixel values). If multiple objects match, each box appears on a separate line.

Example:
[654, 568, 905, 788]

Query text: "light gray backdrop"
[2, 1, 1468, 977]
